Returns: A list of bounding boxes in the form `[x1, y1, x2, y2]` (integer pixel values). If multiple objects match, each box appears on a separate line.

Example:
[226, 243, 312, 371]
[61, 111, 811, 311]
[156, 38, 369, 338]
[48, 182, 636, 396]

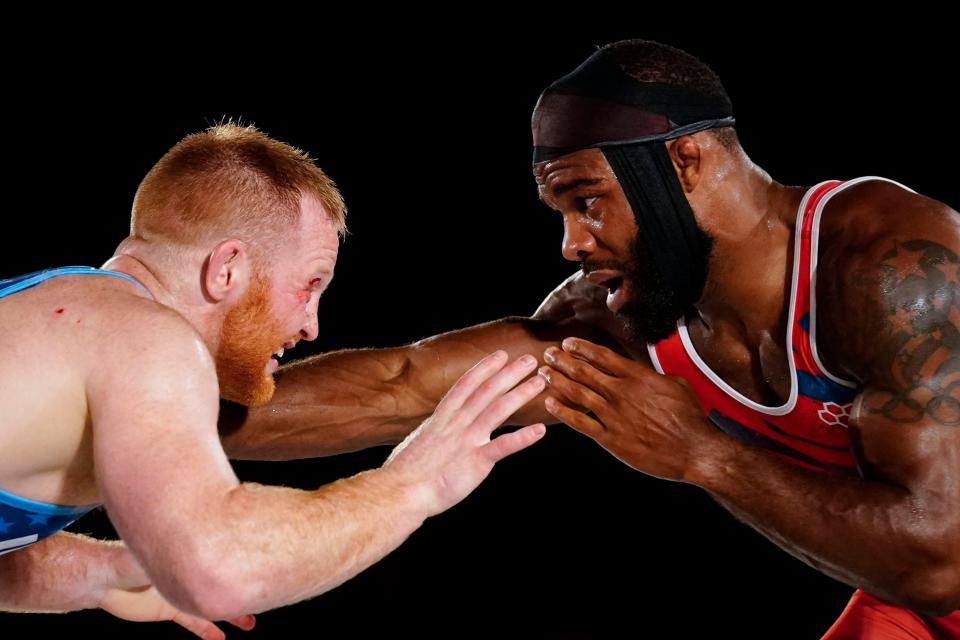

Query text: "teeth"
[274, 347, 285, 358]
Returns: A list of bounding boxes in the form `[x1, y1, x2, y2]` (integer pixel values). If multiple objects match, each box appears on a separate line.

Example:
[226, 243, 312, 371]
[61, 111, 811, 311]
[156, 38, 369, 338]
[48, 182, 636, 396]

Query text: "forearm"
[221, 317, 586, 460]
[137, 468, 429, 619]
[0, 532, 124, 613]
[689, 438, 960, 614]
[219, 345, 422, 460]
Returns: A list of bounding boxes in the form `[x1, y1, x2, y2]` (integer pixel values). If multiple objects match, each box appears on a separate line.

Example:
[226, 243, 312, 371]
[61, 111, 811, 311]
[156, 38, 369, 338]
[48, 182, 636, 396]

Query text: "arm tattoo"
[861, 240, 960, 427]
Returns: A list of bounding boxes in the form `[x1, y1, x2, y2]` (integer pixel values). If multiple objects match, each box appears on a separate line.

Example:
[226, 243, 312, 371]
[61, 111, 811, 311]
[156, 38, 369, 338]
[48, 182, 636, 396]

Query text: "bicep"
[834, 224, 960, 491]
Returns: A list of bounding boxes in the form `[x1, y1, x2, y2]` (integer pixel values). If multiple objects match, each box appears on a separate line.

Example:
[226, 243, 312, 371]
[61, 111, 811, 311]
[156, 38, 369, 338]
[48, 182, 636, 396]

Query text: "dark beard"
[618, 225, 714, 344]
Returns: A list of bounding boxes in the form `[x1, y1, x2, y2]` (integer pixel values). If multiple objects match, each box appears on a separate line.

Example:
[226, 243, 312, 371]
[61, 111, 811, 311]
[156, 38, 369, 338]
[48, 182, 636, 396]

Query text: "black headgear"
[532, 46, 734, 310]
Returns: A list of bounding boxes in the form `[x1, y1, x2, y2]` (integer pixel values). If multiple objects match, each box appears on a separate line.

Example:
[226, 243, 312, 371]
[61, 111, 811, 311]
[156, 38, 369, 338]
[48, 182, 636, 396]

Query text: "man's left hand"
[540, 337, 727, 481]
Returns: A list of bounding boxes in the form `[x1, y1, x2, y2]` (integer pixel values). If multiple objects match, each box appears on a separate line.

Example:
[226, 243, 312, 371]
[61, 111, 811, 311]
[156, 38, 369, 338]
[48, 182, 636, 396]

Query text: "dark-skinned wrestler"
[218, 41, 960, 638]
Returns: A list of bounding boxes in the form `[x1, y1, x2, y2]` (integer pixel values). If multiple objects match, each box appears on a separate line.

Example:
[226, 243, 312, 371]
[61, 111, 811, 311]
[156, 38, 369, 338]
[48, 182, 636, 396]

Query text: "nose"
[301, 296, 320, 342]
[561, 214, 596, 262]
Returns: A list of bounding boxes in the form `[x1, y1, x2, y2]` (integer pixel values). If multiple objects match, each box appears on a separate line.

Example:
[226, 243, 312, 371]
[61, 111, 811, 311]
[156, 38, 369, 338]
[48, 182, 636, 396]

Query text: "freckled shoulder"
[2, 274, 213, 381]
[80, 281, 213, 375]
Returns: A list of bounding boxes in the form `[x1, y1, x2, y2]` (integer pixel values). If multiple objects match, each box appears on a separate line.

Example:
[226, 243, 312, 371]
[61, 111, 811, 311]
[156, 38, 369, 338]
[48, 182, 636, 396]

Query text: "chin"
[219, 368, 277, 407]
[246, 372, 277, 407]
[245, 381, 276, 407]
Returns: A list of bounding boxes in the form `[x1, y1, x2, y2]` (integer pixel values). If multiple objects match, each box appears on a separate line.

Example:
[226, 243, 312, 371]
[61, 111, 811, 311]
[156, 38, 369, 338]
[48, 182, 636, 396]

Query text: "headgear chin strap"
[532, 47, 734, 311]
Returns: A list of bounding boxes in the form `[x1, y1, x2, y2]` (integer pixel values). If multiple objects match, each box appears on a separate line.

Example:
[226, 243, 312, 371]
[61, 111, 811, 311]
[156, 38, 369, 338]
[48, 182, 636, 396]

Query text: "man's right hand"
[382, 351, 546, 517]
[533, 271, 631, 345]
[100, 583, 255, 640]
[99, 545, 256, 640]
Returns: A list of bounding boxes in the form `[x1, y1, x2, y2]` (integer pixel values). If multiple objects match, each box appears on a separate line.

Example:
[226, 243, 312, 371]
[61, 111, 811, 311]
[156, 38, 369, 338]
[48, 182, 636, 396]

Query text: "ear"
[202, 239, 252, 303]
[665, 135, 703, 194]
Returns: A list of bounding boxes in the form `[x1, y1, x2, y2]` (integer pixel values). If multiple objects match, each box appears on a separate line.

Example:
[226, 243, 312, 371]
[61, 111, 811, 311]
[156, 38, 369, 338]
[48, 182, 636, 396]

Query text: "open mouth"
[266, 340, 299, 372]
[584, 269, 631, 313]
[585, 269, 624, 292]
[601, 276, 623, 294]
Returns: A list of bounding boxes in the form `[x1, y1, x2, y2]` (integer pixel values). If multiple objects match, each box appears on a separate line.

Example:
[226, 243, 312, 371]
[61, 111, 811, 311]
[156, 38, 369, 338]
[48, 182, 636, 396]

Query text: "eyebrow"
[541, 177, 606, 201]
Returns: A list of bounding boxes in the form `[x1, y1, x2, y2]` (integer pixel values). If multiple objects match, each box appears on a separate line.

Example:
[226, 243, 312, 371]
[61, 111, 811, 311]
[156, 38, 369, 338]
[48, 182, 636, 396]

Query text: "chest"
[685, 318, 793, 407]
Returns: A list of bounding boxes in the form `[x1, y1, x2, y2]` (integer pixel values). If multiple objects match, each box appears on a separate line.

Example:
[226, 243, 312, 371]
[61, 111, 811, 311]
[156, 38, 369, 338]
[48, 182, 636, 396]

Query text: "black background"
[1, 19, 957, 639]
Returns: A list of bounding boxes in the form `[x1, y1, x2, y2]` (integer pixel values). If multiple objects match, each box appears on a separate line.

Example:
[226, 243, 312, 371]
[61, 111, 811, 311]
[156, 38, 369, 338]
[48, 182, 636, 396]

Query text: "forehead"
[272, 192, 340, 278]
[296, 192, 340, 257]
[533, 148, 616, 201]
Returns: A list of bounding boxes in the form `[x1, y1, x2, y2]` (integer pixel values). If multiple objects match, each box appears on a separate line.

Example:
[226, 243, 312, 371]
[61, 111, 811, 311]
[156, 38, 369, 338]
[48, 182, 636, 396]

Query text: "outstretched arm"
[219, 318, 557, 460]
[89, 300, 546, 620]
[220, 274, 631, 461]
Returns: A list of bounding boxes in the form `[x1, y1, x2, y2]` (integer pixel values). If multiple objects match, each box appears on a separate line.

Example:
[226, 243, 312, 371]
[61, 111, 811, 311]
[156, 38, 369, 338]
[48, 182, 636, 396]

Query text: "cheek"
[609, 205, 640, 251]
[268, 291, 306, 328]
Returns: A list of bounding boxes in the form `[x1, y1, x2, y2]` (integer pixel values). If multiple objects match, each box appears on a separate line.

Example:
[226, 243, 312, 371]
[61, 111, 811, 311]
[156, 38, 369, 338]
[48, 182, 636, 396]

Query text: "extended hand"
[383, 351, 547, 516]
[540, 338, 724, 481]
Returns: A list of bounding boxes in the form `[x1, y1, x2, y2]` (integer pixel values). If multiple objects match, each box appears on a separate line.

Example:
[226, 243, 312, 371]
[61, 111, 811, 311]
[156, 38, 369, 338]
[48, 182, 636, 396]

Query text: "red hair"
[131, 123, 346, 251]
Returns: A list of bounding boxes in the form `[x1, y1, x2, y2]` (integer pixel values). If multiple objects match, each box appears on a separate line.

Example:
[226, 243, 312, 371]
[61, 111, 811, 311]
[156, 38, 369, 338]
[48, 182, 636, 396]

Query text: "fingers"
[560, 338, 632, 376]
[482, 423, 547, 463]
[170, 610, 226, 640]
[435, 350, 509, 414]
[226, 614, 257, 631]
[538, 365, 607, 415]
[460, 354, 540, 424]
[544, 397, 606, 439]
[544, 346, 614, 398]
[469, 370, 546, 435]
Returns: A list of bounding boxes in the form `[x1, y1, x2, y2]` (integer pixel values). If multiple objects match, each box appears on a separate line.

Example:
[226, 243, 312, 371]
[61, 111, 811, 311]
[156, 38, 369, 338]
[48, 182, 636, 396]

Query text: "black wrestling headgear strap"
[532, 47, 734, 311]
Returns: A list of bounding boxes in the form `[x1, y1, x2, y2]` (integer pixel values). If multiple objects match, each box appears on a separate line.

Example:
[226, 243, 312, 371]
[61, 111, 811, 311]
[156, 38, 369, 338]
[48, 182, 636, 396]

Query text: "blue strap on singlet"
[0, 265, 153, 299]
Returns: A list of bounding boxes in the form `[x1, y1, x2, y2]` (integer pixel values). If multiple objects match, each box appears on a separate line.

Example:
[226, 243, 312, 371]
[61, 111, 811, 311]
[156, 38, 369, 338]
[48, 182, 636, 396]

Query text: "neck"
[101, 239, 224, 355]
[693, 162, 807, 348]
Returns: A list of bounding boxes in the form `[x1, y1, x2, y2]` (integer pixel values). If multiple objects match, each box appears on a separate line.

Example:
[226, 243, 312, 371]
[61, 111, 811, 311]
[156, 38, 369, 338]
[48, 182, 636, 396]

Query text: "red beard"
[216, 273, 285, 407]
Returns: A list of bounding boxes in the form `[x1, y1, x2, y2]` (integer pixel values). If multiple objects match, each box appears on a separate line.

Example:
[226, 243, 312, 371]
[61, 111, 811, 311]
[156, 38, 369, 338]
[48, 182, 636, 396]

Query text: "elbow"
[898, 563, 960, 617]
[182, 580, 256, 621]
[158, 551, 261, 620]
[891, 507, 960, 616]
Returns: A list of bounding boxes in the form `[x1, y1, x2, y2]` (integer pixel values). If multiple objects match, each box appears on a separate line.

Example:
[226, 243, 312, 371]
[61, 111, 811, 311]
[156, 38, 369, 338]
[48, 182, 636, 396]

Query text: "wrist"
[682, 426, 741, 490]
[365, 466, 436, 525]
[85, 539, 129, 609]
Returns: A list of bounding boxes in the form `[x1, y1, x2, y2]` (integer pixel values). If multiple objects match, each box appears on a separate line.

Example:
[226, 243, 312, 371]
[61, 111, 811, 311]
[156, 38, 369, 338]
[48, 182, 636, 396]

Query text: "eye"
[300, 279, 323, 303]
[578, 196, 599, 211]
[577, 196, 602, 219]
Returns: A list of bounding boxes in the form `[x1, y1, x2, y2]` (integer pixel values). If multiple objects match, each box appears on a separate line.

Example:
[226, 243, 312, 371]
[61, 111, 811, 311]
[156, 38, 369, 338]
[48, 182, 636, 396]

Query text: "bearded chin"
[619, 283, 687, 344]
[216, 348, 276, 407]
[216, 276, 282, 407]
[619, 227, 714, 345]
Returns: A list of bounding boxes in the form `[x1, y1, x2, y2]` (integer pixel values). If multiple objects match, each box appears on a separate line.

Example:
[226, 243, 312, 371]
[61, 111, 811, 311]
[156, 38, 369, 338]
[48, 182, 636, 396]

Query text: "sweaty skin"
[223, 140, 960, 617]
